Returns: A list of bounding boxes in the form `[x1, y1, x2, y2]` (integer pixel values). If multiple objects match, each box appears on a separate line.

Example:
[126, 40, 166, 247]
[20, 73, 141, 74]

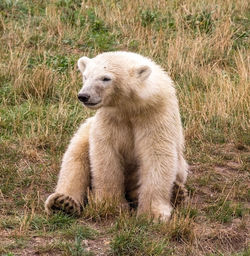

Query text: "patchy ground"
[0, 0, 249, 255]
[1, 142, 249, 255]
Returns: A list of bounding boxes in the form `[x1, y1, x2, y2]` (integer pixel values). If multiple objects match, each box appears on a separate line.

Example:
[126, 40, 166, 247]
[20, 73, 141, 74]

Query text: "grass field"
[0, 0, 249, 255]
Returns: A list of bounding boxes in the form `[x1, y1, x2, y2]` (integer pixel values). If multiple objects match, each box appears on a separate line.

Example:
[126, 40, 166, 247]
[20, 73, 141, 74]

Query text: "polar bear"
[45, 51, 188, 221]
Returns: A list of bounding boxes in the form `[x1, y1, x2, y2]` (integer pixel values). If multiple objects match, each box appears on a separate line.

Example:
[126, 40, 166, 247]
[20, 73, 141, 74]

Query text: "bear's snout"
[78, 93, 90, 103]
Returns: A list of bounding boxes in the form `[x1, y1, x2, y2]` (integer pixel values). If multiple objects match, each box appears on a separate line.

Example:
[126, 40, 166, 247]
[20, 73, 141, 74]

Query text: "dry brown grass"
[0, 0, 249, 255]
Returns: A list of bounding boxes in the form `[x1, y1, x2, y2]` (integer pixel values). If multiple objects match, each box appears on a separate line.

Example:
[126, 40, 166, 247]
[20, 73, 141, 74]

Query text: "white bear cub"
[45, 51, 188, 222]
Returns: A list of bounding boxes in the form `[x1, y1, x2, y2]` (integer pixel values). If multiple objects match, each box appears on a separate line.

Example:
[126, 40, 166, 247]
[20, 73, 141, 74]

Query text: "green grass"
[30, 213, 76, 231]
[0, 0, 249, 255]
[63, 226, 96, 256]
[205, 199, 248, 224]
[109, 216, 173, 256]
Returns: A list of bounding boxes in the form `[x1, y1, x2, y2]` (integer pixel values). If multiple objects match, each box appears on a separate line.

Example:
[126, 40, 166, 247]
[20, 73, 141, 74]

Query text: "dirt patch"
[182, 144, 250, 255]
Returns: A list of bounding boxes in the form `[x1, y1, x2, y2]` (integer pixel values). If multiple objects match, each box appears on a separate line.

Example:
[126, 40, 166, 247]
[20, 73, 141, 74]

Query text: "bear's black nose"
[78, 93, 90, 103]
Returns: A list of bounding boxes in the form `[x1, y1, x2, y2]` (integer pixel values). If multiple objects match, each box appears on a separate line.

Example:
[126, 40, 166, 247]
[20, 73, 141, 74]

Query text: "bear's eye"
[102, 77, 111, 82]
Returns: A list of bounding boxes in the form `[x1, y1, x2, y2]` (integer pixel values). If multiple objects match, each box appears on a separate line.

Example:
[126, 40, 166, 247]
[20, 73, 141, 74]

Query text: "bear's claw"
[45, 193, 83, 216]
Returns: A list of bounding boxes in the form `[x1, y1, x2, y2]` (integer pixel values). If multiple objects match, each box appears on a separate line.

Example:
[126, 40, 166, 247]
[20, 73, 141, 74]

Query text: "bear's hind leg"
[171, 155, 188, 206]
[45, 193, 83, 215]
[176, 155, 188, 185]
[45, 119, 92, 216]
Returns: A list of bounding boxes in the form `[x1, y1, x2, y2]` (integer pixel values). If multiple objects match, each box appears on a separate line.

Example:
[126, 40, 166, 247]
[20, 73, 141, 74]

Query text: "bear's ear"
[133, 65, 152, 81]
[77, 57, 90, 73]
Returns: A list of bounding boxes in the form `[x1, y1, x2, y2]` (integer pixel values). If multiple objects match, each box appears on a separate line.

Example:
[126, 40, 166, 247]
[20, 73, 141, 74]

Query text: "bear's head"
[77, 52, 152, 110]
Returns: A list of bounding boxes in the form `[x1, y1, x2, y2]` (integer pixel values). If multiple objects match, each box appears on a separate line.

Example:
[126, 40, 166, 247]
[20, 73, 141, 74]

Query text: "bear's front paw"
[138, 202, 173, 222]
[45, 193, 83, 216]
[151, 203, 173, 222]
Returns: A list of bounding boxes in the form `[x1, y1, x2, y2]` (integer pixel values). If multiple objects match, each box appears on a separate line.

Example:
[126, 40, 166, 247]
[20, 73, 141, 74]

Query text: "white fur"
[45, 51, 188, 221]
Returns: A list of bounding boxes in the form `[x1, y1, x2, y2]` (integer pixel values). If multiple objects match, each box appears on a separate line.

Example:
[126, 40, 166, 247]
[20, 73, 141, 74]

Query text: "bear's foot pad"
[45, 193, 82, 216]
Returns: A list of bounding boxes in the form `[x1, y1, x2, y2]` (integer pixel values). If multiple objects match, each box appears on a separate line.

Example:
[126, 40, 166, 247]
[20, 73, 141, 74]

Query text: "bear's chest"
[116, 122, 135, 163]
[93, 110, 137, 165]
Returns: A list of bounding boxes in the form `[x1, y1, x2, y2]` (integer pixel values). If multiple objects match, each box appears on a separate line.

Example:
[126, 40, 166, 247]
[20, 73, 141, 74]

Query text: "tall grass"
[0, 0, 249, 255]
[1, 0, 249, 148]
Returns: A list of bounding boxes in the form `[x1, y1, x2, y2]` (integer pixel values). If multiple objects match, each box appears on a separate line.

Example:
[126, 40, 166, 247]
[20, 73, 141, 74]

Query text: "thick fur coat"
[45, 51, 188, 221]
